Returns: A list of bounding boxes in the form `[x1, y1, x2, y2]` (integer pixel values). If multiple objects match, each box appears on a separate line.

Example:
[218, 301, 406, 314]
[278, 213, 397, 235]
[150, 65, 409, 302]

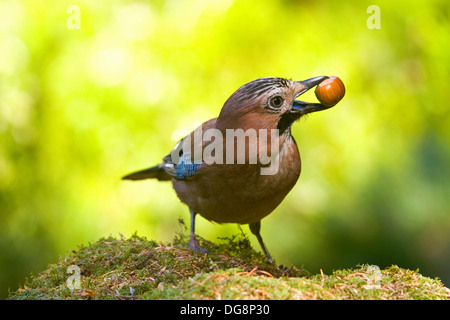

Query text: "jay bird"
[123, 76, 339, 262]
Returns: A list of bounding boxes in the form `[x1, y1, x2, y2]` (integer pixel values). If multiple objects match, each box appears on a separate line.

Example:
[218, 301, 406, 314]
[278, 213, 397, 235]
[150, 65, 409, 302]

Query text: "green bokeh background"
[1, 0, 449, 298]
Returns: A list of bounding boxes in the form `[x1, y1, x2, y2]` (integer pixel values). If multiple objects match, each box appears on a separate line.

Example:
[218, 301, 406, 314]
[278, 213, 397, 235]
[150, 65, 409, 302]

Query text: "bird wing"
[161, 136, 203, 180]
[121, 136, 201, 181]
[123, 118, 217, 182]
[163, 118, 217, 180]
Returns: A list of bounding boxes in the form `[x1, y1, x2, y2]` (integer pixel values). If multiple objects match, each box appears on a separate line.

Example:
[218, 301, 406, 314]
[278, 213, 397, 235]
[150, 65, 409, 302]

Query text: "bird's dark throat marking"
[277, 112, 301, 135]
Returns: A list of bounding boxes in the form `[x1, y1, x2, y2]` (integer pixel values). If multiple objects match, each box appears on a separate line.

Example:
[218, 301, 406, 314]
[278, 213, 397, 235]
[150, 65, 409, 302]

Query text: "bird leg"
[249, 221, 273, 263]
[187, 209, 208, 255]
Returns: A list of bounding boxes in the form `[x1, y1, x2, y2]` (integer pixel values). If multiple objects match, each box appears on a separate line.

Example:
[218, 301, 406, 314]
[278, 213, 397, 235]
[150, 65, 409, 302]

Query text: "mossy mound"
[144, 265, 450, 300]
[8, 232, 450, 300]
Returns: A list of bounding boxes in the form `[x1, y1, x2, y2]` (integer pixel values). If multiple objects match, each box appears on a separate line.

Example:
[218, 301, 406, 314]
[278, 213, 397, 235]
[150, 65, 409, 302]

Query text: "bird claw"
[188, 234, 209, 255]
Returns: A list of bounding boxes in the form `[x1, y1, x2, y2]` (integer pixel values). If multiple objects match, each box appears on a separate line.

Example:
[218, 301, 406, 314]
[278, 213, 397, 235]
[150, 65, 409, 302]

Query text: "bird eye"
[269, 96, 284, 109]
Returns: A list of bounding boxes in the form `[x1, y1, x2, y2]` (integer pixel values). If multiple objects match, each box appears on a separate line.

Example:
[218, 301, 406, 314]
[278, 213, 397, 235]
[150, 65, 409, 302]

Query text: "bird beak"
[291, 76, 331, 115]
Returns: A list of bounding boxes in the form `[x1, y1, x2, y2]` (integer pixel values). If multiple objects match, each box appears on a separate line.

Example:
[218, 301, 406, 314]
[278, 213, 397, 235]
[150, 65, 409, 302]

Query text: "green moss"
[8, 232, 450, 300]
[145, 264, 450, 300]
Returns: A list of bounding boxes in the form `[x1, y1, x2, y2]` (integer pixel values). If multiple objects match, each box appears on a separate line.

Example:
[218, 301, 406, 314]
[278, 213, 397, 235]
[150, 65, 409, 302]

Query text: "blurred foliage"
[0, 0, 449, 298]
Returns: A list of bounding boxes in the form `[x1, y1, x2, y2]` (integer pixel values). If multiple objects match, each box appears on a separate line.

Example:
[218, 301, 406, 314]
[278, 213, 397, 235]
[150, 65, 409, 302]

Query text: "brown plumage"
[123, 76, 343, 261]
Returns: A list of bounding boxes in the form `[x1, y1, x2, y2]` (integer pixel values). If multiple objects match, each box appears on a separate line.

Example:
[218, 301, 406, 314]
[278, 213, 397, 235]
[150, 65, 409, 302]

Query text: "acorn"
[315, 76, 345, 107]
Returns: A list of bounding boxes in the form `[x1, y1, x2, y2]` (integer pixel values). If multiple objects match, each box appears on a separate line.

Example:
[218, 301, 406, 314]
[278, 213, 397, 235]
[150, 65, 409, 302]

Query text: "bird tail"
[122, 165, 172, 181]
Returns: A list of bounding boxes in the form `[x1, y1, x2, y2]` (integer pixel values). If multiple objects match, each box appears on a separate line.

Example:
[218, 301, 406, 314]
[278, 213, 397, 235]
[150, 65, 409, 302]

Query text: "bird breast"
[172, 133, 301, 224]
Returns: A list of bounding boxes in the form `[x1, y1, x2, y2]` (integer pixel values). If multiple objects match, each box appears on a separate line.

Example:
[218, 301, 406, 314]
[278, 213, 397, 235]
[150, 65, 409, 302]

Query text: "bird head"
[216, 76, 332, 134]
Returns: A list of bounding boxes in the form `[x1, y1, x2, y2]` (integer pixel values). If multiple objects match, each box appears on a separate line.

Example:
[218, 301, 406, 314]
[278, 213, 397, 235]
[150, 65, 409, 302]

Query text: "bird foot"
[188, 234, 209, 255]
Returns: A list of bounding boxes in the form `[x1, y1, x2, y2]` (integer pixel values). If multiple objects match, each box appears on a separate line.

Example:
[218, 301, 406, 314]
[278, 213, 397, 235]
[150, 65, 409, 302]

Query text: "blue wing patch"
[174, 151, 202, 180]
[175, 161, 202, 180]
[162, 137, 203, 180]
